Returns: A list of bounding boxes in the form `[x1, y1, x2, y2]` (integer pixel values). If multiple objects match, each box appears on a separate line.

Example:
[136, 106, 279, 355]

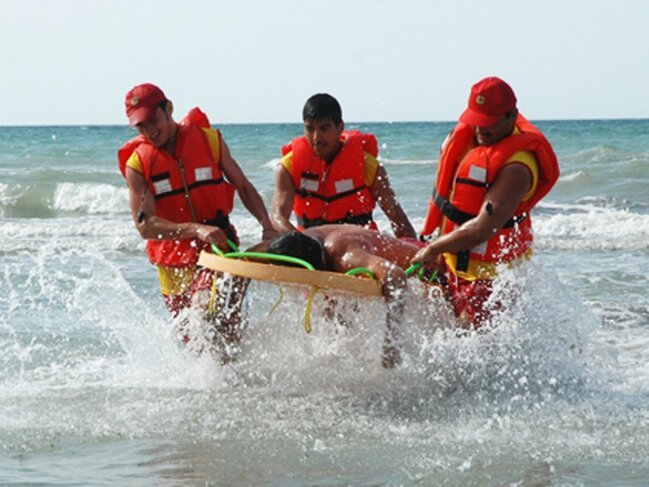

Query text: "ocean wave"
[0, 182, 55, 219]
[263, 157, 282, 168]
[558, 170, 585, 183]
[541, 194, 649, 216]
[0, 213, 278, 256]
[535, 208, 649, 251]
[560, 146, 649, 167]
[0, 218, 142, 254]
[52, 183, 129, 215]
[0, 183, 24, 208]
[379, 157, 437, 166]
[0, 181, 130, 218]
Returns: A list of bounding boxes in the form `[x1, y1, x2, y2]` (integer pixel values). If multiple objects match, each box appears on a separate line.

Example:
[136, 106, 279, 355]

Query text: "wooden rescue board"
[198, 251, 382, 297]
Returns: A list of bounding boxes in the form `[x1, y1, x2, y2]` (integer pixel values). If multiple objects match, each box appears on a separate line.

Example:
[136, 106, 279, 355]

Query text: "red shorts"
[163, 267, 215, 317]
[438, 261, 497, 328]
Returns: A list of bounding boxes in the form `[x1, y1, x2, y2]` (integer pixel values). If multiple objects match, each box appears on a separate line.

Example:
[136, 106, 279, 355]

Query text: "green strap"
[221, 251, 315, 270]
[211, 239, 240, 256]
[405, 261, 438, 283]
[210, 240, 315, 270]
[404, 262, 422, 276]
[210, 242, 224, 256]
[345, 267, 376, 280]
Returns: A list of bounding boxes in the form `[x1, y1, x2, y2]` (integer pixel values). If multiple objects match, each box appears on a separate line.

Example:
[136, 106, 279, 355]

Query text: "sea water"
[1, 120, 648, 485]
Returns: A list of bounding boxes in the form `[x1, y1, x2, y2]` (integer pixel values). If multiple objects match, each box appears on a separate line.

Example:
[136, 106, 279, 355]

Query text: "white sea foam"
[0, 255, 602, 446]
[559, 170, 586, 182]
[535, 207, 649, 251]
[564, 146, 631, 164]
[0, 182, 25, 208]
[0, 218, 141, 254]
[263, 157, 282, 168]
[51, 182, 129, 214]
[379, 157, 437, 166]
[0, 247, 208, 396]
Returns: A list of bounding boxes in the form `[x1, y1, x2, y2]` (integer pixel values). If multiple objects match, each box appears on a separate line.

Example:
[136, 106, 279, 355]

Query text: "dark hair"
[505, 108, 518, 120]
[267, 231, 326, 270]
[302, 93, 343, 125]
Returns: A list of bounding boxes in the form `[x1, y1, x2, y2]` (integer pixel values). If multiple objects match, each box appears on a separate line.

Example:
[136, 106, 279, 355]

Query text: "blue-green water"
[1, 120, 648, 485]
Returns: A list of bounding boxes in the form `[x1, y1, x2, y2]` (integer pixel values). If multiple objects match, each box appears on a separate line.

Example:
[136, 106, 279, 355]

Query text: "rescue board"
[198, 251, 382, 297]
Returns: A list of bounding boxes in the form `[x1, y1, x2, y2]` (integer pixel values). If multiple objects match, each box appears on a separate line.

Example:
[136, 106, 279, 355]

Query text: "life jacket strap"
[296, 212, 374, 229]
[296, 184, 368, 203]
[153, 176, 227, 201]
[456, 250, 470, 272]
[204, 212, 238, 244]
[432, 189, 527, 229]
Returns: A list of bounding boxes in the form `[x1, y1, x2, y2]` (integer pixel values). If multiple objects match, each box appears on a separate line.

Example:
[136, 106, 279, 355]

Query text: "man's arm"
[125, 167, 229, 248]
[370, 165, 417, 239]
[411, 163, 532, 267]
[219, 141, 277, 241]
[270, 165, 298, 234]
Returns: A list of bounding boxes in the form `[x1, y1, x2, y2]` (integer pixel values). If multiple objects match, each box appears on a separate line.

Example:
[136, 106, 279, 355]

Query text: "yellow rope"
[207, 273, 219, 315]
[268, 287, 284, 315]
[303, 286, 319, 334]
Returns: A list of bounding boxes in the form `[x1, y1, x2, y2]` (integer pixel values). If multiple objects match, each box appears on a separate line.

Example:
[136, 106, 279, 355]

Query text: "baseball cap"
[459, 77, 517, 127]
[124, 83, 167, 126]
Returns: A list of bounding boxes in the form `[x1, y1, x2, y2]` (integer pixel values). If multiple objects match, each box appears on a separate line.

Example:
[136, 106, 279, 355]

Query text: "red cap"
[124, 83, 166, 126]
[459, 77, 517, 127]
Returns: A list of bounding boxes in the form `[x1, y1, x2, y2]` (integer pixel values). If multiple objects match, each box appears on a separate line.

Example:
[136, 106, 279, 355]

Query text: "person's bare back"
[304, 224, 418, 274]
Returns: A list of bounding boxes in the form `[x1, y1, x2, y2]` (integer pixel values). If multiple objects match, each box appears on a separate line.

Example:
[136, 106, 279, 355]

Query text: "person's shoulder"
[199, 126, 221, 140]
[505, 150, 538, 201]
[363, 151, 380, 186]
[125, 151, 144, 174]
[195, 126, 222, 161]
[279, 151, 293, 172]
[507, 149, 537, 166]
[363, 151, 379, 166]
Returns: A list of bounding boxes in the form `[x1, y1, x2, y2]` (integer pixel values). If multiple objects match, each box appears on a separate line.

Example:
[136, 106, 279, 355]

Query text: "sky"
[1, 0, 648, 125]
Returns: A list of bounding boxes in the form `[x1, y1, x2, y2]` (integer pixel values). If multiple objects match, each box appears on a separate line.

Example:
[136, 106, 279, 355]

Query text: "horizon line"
[1, 116, 648, 128]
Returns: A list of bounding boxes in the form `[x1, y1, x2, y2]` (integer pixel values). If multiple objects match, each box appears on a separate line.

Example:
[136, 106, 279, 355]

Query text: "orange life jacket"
[421, 114, 559, 275]
[282, 130, 378, 229]
[117, 107, 211, 178]
[117, 113, 236, 268]
[179, 106, 211, 128]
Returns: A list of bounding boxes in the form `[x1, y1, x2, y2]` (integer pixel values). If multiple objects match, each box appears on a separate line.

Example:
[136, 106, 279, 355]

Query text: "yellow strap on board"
[207, 272, 219, 315]
[303, 286, 319, 334]
[268, 287, 284, 316]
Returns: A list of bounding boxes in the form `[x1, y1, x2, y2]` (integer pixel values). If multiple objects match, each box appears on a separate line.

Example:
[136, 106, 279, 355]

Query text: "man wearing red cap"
[118, 83, 276, 356]
[414, 77, 560, 328]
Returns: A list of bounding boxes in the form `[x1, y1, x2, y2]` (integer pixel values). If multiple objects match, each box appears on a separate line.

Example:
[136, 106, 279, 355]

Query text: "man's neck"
[161, 123, 179, 154]
[324, 141, 343, 164]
